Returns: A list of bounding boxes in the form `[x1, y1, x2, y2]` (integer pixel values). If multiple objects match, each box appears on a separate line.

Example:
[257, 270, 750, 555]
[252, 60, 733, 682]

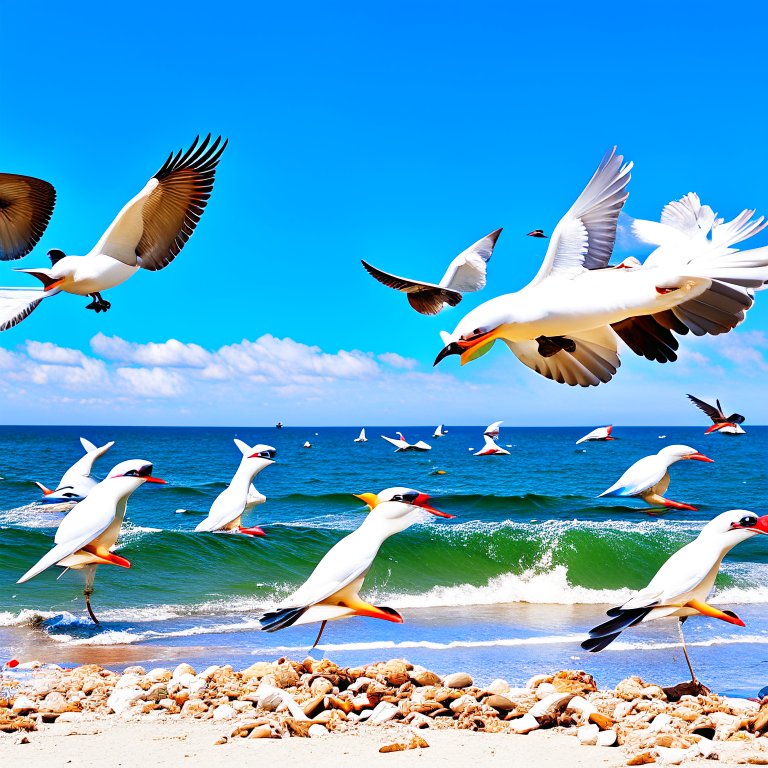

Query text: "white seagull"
[583, 509, 768, 685]
[381, 432, 432, 452]
[484, 421, 503, 440]
[17, 459, 165, 624]
[194, 441, 275, 536]
[598, 445, 713, 512]
[354, 428, 368, 442]
[575, 425, 615, 445]
[474, 435, 510, 456]
[35, 437, 115, 504]
[0, 135, 227, 331]
[361, 229, 503, 315]
[687, 394, 746, 435]
[434, 149, 768, 386]
[259, 488, 454, 645]
[433, 424, 448, 437]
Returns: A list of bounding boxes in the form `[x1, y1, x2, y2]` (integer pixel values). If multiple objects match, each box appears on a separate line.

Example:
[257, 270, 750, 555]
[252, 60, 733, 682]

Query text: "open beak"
[46, 278, 66, 291]
[354, 492, 379, 510]
[434, 330, 500, 367]
[143, 476, 167, 484]
[412, 492, 454, 518]
[684, 453, 714, 462]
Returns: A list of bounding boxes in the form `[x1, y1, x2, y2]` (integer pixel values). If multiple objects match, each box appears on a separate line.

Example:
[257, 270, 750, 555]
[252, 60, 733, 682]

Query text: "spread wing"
[687, 394, 724, 423]
[527, 148, 632, 287]
[361, 260, 462, 315]
[0, 287, 49, 331]
[137, 135, 227, 270]
[439, 229, 502, 292]
[0, 173, 56, 260]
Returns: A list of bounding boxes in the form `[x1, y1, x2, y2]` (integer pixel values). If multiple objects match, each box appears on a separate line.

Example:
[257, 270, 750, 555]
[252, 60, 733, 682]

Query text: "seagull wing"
[528, 148, 632, 287]
[599, 455, 664, 497]
[91, 135, 227, 270]
[361, 260, 462, 315]
[0, 287, 52, 331]
[381, 435, 407, 450]
[687, 394, 724, 423]
[0, 173, 56, 261]
[439, 229, 502, 293]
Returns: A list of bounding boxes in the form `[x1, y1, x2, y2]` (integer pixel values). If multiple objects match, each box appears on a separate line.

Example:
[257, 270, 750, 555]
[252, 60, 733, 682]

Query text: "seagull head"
[107, 460, 166, 486]
[434, 296, 514, 367]
[658, 445, 713, 464]
[354, 487, 454, 522]
[701, 510, 768, 546]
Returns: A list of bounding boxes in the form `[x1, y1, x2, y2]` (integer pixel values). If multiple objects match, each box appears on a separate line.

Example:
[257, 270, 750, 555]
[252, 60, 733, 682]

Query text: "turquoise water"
[1, 425, 766, 695]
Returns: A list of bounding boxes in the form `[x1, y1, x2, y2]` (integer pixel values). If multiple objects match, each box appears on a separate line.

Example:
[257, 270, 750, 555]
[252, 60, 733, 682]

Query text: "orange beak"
[143, 476, 167, 483]
[413, 492, 454, 518]
[685, 453, 714, 462]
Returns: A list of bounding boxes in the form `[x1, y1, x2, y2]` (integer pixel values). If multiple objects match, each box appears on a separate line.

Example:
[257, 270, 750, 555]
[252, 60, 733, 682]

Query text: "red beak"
[143, 476, 167, 484]
[413, 492, 454, 518]
[686, 453, 714, 462]
[747, 516, 768, 535]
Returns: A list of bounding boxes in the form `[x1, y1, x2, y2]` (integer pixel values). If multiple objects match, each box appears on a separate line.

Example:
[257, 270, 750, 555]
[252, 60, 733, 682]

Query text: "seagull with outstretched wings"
[361, 228, 502, 315]
[0, 135, 227, 331]
[687, 394, 746, 435]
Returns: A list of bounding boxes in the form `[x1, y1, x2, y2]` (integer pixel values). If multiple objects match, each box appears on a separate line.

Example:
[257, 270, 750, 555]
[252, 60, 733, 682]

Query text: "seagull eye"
[739, 515, 758, 528]
[391, 495, 403, 502]
[402, 492, 419, 503]
[124, 470, 138, 477]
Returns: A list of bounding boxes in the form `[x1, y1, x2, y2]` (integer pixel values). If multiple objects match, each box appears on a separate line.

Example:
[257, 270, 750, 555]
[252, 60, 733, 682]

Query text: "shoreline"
[2, 656, 767, 766]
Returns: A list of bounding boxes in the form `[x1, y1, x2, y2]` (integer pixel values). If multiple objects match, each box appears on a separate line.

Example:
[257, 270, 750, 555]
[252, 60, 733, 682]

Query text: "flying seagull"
[0, 135, 227, 331]
[361, 229, 502, 315]
[687, 394, 746, 435]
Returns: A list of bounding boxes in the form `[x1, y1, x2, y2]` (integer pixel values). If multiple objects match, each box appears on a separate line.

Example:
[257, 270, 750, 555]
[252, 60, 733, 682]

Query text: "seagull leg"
[311, 620, 327, 649]
[84, 588, 100, 625]
[677, 617, 697, 685]
[82, 564, 100, 625]
[85, 293, 111, 313]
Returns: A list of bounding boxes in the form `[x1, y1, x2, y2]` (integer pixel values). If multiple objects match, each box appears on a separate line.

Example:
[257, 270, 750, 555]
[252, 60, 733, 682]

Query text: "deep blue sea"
[1, 425, 766, 697]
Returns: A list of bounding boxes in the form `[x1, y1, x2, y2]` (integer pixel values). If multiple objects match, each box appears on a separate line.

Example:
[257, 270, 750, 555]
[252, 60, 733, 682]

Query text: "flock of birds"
[2, 138, 766, 684]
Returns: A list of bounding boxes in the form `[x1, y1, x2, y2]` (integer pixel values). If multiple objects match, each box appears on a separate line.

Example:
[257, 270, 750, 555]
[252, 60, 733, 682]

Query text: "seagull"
[361, 229, 502, 315]
[0, 135, 227, 331]
[582, 509, 768, 686]
[354, 428, 368, 443]
[433, 424, 448, 437]
[35, 437, 115, 504]
[527, 230, 547, 238]
[0, 173, 56, 261]
[194, 441, 274, 536]
[474, 435, 510, 456]
[259, 488, 454, 646]
[434, 149, 768, 386]
[575, 425, 615, 445]
[598, 445, 713, 512]
[687, 394, 746, 435]
[484, 421, 503, 440]
[381, 432, 432, 452]
[17, 459, 165, 624]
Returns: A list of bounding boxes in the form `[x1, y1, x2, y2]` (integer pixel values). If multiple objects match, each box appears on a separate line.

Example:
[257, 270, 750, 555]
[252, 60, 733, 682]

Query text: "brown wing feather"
[611, 313, 682, 363]
[687, 394, 724, 423]
[136, 135, 227, 271]
[0, 174, 56, 261]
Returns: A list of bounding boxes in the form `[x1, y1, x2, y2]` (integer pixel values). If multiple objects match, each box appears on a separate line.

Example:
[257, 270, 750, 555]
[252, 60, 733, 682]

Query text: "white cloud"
[25, 341, 87, 366]
[377, 352, 419, 370]
[91, 333, 213, 369]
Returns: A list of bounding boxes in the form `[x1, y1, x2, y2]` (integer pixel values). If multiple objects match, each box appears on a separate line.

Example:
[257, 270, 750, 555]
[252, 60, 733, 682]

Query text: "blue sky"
[1, 0, 766, 426]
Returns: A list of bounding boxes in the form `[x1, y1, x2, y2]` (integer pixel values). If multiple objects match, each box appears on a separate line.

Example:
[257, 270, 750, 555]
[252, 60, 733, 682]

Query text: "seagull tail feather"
[581, 606, 654, 652]
[259, 606, 309, 633]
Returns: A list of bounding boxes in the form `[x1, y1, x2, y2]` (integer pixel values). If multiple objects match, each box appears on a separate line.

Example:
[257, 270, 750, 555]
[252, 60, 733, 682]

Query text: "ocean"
[1, 425, 766, 697]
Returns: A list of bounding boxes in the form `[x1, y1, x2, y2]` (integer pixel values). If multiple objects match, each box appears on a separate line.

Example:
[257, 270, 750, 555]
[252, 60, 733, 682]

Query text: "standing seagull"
[381, 432, 432, 452]
[259, 488, 454, 645]
[17, 459, 165, 624]
[0, 173, 56, 260]
[35, 437, 115, 504]
[361, 229, 502, 315]
[434, 149, 768, 386]
[474, 436, 510, 456]
[194, 441, 275, 536]
[576, 425, 615, 445]
[687, 394, 746, 435]
[583, 510, 767, 685]
[598, 445, 713, 512]
[0, 135, 227, 331]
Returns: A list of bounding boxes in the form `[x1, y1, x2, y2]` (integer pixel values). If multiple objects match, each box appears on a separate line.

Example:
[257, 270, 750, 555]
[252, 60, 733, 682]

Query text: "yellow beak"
[353, 492, 379, 510]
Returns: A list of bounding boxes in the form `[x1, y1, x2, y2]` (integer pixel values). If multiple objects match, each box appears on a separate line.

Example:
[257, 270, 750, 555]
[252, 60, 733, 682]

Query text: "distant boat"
[474, 435, 510, 456]
[381, 432, 432, 452]
[276, 422, 283, 428]
[687, 394, 746, 435]
[354, 428, 368, 443]
[576, 425, 616, 445]
[303, 441, 311, 448]
[484, 421, 503, 440]
[433, 424, 448, 437]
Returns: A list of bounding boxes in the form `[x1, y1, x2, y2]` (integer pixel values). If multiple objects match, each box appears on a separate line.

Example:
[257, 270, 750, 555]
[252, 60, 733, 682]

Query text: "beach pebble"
[123, 666, 146, 676]
[654, 746, 689, 765]
[308, 724, 328, 737]
[410, 668, 441, 687]
[509, 713, 539, 734]
[311, 677, 333, 696]
[14, 735, 31, 745]
[485, 695, 514, 713]
[627, 752, 657, 765]
[348, 677, 375, 692]
[485, 679, 510, 695]
[577, 724, 599, 745]
[526, 674, 553, 690]
[212, 705, 236, 721]
[214, 736, 228, 745]
[444, 672, 473, 689]
[12, 695, 38, 713]
[614, 701, 633, 720]
[147, 668, 172, 682]
[273, 663, 300, 689]
[449, 695, 476, 713]
[596, 730, 617, 747]
[40, 692, 68, 713]
[172, 663, 195, 680]
[616, 677, 646, 700]
[115, 675, 142, 690]
[248, 725, 272, 739]
[529, 692, 573, 718]
[366, 702, 398, 725]
[649, 713, 672, 732]
[176, 673, 196, 689]
[107, 688, 144, 715]
[566, 696, 597, 717]
[535, 683, 557, 699]
[198, 666, 220, 680]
